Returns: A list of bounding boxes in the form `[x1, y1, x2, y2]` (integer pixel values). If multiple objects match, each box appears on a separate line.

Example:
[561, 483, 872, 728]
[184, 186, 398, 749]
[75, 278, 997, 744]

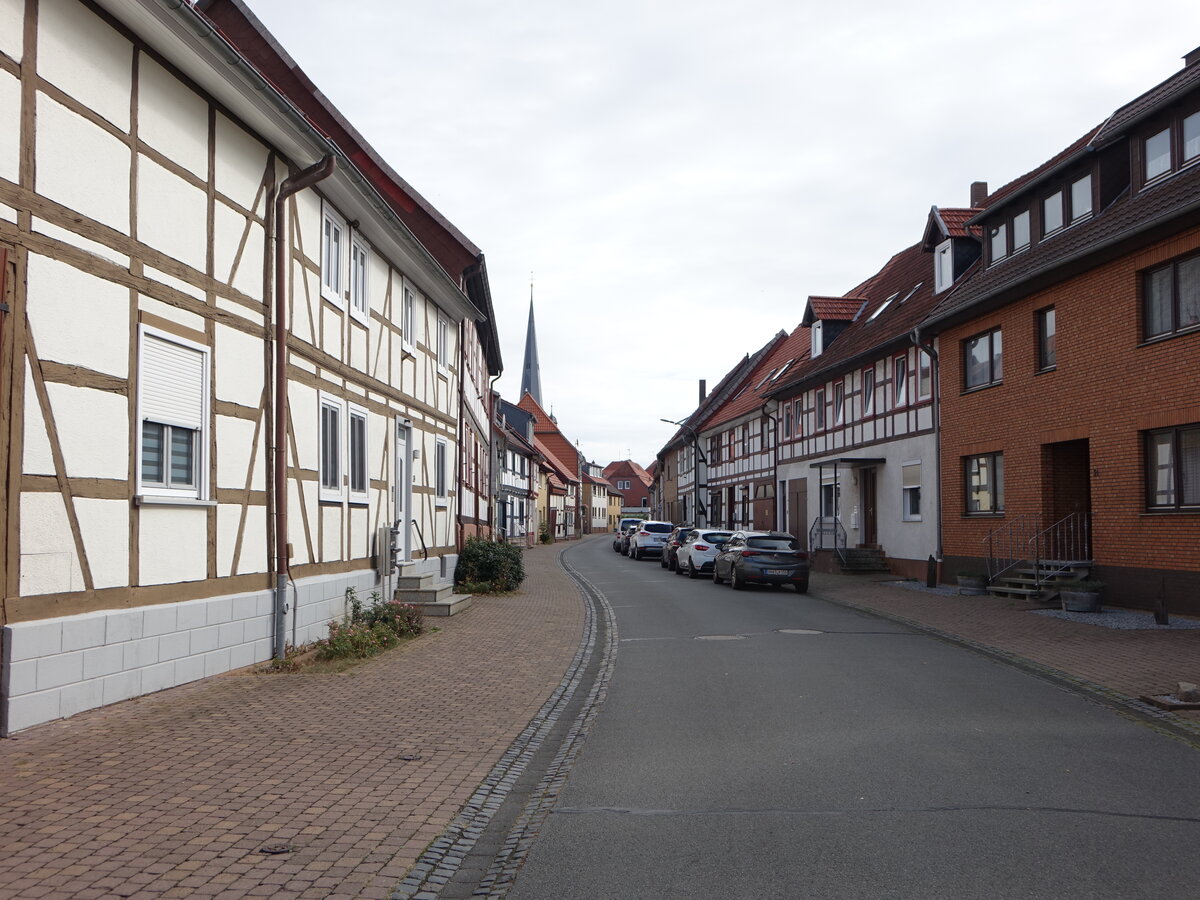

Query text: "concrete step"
[395, 583, 454, 604]
[408, 593, 473, 617]
[395, 573, 436, 591]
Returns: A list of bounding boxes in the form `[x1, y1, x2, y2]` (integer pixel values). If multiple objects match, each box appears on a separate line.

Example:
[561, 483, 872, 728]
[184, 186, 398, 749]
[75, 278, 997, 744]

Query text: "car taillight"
[740, 550, 760, 557]
[694, 544, 708, 551]
[639, 531, 649, 536]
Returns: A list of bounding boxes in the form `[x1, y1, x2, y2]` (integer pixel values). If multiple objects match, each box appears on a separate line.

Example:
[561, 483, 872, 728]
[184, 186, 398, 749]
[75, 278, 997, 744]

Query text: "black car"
[660, 524, 694, 570]
[712, 531, 809, 592]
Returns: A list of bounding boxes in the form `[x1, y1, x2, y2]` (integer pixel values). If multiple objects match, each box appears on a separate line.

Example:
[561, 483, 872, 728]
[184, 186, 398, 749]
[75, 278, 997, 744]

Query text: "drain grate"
[695, 634, 746, 641]
[777, 629, 824, 635]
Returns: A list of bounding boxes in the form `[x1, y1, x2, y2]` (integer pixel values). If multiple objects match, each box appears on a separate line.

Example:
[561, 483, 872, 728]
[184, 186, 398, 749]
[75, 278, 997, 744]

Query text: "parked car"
[628, 520, 673, 560]
[613, 518, 642, 553]
[675, 529, 733, 578]
[712, 531, 809, 592]
[660, 525, 694, 570]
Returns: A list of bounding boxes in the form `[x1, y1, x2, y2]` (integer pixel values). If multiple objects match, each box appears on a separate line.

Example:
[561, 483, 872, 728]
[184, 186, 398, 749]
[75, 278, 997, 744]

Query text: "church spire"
[520, 284, 542, 406]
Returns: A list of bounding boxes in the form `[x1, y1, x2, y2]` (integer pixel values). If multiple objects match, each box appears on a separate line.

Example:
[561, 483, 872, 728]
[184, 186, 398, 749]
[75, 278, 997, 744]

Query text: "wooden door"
[862, 468, 878, 547]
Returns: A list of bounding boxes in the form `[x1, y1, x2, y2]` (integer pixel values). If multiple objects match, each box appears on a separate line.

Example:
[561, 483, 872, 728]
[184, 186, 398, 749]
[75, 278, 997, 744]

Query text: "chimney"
[698, 379, 707, 404]
[970, 181, 989, 208]
[1186, 46, 1200, 68]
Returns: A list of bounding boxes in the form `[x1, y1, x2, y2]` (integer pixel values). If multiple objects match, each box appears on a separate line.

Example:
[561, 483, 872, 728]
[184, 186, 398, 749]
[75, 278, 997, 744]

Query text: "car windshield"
[643, 523, 672, 533]
[747, 536, 800, 551]
[701, 532, 731, 543]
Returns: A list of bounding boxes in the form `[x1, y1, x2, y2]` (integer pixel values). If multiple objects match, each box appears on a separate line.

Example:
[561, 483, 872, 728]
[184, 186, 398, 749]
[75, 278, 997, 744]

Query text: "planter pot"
[957, 575, 986, 595]
[1060, 590, 1102, 613]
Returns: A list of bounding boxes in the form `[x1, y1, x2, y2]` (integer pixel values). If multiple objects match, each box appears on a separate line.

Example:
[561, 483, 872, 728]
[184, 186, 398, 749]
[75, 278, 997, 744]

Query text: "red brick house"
[924, 50, 1200, 615]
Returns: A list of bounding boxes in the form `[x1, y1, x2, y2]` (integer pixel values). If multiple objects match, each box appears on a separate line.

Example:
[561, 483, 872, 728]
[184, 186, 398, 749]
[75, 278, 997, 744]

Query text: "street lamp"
[660, 418, 707, 526]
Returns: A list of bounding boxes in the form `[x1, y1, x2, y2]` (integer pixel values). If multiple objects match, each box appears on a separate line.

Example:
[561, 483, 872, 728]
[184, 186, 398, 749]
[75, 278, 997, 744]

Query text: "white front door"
[394, 421, 412, 563]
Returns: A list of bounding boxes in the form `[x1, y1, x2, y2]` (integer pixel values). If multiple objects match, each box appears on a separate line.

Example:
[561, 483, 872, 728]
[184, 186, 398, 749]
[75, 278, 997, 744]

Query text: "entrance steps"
[394, 566, 473, 617]
[986, 561, 1092, 602]
[839, 547, 890, 574]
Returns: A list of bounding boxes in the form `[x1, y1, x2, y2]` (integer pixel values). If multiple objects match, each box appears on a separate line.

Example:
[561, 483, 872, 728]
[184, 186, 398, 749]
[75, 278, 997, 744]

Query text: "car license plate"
[766, 568, 789, 575]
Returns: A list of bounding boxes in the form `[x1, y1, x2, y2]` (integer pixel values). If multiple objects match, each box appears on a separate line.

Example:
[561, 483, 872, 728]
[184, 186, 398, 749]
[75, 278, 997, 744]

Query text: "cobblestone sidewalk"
[0, 542, 585, 900]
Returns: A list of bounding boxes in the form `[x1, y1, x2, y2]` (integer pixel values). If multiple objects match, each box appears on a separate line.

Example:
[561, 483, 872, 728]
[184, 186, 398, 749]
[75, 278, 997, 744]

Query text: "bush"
[315, 589, 426, 660]
[455, 536, 525, 592]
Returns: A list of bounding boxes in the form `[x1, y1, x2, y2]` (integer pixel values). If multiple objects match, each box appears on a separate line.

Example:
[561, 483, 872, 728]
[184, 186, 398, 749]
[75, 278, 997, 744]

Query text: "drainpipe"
[910, 326, 943, 575]
[760, 401, 780, 530]
[272, 155, 335, 661]
[456, 320, 467, 550]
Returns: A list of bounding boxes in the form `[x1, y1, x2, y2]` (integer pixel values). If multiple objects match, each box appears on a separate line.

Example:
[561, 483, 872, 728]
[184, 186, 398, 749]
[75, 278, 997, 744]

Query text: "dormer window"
[1146, 128, 1172, 181]
[1070, 174, 1093, 221]
[1043, 191, 1064, 236]
[989, 223, 1007, 264]
[1012, 210, 1030, 252]
[1185, 111, 1200, 164]
[935, 241, 954, 293]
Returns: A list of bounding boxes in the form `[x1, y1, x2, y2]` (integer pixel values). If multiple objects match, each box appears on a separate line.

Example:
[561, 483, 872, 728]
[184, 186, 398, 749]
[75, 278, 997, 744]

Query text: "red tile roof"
[702, 324, 812, 431]
[534, 437, 579, 484]
[805, 297, 866, 322]
[770, 241, 937, 395]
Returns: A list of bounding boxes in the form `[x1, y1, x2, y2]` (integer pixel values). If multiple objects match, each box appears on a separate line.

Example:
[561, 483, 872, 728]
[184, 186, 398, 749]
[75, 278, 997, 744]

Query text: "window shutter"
[142, 335, 204, 429]
[903, 464, 922, 488]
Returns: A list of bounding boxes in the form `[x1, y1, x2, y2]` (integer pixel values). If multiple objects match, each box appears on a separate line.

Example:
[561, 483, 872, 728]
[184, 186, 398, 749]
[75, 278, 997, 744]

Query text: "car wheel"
[731, 567, 744, 591]
[634, 547, 642, 561]
[712, 563, 724, 585]
[794, 580, 809, 594]
[660, 553, 668, 568]
[688, 561, 699, 579]
[668, 554, 676, 571]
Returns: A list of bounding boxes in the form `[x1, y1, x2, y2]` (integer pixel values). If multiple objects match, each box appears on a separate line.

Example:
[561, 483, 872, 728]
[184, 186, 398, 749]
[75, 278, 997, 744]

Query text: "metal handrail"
[1030, 513, 1091, 587]
[809, 516, 847, 566]
[983, 513, 1038, 583]
[411, 518, 428, 561]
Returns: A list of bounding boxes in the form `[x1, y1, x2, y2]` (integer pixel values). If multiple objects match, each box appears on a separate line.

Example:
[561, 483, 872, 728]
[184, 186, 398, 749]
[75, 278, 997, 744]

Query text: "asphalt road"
[506, 537, 1200, 899]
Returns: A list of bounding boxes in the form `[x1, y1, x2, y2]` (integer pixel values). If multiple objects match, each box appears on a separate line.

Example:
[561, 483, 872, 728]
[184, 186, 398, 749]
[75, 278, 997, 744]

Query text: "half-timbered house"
[0, 0, 493, 733]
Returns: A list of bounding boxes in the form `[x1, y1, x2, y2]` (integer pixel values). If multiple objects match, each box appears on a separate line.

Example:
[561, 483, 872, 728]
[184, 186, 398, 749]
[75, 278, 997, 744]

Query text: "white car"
[675, 529, 733, 578]
[628, 520, 673, 560]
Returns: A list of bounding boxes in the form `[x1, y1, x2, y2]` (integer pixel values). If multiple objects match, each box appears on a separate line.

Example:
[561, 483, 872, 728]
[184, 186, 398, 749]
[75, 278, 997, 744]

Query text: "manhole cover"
[258, 845, 295, 855]
[777, 629, 823, 635]
[695, 634, 745, 641]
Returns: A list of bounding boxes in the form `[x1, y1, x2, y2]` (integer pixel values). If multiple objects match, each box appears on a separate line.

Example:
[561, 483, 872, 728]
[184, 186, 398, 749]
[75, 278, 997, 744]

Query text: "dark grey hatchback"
[712, 531, 809, 593]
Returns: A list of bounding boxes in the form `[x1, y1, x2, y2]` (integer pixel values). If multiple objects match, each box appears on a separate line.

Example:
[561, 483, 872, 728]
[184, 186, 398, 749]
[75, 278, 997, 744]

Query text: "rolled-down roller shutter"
[141, 334, 205, 430]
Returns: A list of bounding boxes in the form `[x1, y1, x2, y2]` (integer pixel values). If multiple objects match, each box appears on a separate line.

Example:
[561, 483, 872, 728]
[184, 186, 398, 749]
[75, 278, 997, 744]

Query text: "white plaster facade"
[0, 0, 490, 734]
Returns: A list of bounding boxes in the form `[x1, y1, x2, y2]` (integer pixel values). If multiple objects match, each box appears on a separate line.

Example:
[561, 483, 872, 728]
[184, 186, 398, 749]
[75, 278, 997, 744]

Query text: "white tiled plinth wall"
[1, 568, 383, 735]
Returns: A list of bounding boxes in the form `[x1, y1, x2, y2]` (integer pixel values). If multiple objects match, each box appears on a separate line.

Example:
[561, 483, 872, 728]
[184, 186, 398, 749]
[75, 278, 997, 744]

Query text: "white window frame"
[934, 239, 954, 293]
[902, 461, 922, 522]
[321, 203, 346, 308]
[349, 236, 370, 324]
[347, 401, 369, 504]
[918, 350, 932, 400]
[893, 354, 909, 408]
[319, 392, 344, 501]
[435, 438, 448, 506]
[436, 313, 450, 373]
[1012, 209, 1031, 252]
[863, 367, 876, 416]
[402, 285, 416, 352]
[137, 326, 211, 503]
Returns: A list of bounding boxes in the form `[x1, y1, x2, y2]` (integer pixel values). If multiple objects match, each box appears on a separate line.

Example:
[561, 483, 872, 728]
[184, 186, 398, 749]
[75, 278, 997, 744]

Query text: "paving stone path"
[0, 542, 584, 900]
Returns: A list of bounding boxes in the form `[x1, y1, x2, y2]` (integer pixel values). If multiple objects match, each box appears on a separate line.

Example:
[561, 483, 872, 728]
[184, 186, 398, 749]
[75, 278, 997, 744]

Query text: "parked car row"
[612, 521, 809, 592]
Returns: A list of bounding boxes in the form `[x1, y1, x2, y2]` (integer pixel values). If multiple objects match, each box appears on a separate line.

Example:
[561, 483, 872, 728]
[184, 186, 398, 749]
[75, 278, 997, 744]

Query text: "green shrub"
[315, 589, 426, 660]
[455, 536, 525, 592]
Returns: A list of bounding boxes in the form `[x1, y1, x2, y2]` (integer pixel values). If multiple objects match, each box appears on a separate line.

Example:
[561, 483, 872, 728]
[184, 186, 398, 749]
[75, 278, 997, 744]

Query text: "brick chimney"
[699, 379, 707, 404]
[1186, 46, 1200, 68]
[970, 181, 989, 208]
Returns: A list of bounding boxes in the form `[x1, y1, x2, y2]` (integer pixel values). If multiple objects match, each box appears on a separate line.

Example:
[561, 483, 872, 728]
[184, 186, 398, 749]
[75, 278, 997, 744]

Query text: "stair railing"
[1030, 513, 1091, 587]
[809, 516, 847, 566]
[411, 518, 428, 561]
[983, 514, 1038, 584]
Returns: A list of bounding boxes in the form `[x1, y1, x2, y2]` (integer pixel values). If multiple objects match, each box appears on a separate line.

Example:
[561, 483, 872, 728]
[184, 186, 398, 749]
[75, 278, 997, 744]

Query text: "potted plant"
[1059, 580, 1104, 613]
[956, 571, 986, 595]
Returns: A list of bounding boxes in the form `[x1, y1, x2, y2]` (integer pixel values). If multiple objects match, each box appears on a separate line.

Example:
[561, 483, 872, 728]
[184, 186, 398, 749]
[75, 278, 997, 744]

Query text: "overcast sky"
[250, 0, 1199, 466]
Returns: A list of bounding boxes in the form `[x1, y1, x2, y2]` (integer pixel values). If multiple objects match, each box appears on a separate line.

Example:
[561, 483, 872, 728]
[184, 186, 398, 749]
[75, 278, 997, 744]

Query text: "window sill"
[1035, 365, 1057, 376]
[348, 308, 369, 328]
[437, 366, 450, 380]
[1139, 324, 1200, 347]
[401, 341, 416, 358]
[136, 495, 216, 508]
[963, 511, 1005, 518]
[348, 496, 370, 507]
[1142, 508, 1200, 516]
[321, 290, 346, 310]
[961, 381, 1002, 396]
